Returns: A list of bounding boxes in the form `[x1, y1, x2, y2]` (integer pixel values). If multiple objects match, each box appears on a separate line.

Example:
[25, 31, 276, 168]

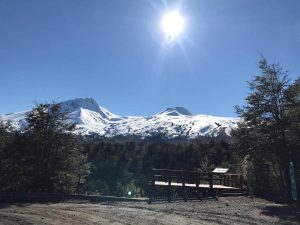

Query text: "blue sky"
[0, 0, 299, 117]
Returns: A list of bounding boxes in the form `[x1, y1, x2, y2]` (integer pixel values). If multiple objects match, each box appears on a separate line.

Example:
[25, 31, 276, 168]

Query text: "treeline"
[84, 140, 234, 196]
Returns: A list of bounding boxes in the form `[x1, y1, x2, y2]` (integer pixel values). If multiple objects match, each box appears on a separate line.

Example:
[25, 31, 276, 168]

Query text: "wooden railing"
[148, 169, 246, 202]
[150, 169, 244, 188]
[151, 169, 214, 188]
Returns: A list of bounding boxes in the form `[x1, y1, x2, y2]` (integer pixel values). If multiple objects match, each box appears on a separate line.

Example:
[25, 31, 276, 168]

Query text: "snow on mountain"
[0, 98, 239, 139]
[157, 107, 192, 116]
[0, 111, 28, 129]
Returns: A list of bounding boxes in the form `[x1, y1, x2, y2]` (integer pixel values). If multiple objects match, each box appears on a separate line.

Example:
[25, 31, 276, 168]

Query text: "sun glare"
[161, 11, 184, 38]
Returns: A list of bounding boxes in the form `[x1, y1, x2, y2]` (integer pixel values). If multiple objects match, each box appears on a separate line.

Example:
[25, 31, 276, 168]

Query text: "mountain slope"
[0, 98, 238, 139]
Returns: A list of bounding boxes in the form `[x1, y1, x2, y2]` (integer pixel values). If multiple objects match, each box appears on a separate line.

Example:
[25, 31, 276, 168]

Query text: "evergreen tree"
[23, 103, 90, 193]
[232, 58, 298, 198]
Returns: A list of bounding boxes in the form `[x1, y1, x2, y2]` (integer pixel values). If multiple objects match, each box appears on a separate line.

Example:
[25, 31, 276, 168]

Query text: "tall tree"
[24, 103, 90, 193]
[232, 58, 298, 198]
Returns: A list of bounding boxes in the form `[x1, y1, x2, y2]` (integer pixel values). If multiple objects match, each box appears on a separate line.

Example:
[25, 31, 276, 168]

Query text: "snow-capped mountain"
[0, 98, 239, 140]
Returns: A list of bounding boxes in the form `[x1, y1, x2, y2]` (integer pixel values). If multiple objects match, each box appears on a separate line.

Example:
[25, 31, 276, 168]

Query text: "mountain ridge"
[0, 98, 239, 140]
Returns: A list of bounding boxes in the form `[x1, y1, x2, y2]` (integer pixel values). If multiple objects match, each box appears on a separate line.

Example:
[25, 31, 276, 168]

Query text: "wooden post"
[209, 173, 214, 197]
[196, 172, 200, 199]
[148, 170, 154, 204]
[240, 175, 243, 192]
[182, 171, 186, 201]
[168, 171, 171, 202]
[233, 175, 236, 188]
[221, 174, 224, 186]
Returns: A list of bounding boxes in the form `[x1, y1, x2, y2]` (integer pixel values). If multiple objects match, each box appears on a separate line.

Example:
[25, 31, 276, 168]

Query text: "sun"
[161, 11, 184, 38]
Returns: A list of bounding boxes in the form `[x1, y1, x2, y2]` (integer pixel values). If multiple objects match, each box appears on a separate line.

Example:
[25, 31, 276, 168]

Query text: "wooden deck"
[148, 169, 248, 203]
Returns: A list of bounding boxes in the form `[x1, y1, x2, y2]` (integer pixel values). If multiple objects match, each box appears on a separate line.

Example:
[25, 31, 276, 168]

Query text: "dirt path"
[0, 197, 299, 225]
